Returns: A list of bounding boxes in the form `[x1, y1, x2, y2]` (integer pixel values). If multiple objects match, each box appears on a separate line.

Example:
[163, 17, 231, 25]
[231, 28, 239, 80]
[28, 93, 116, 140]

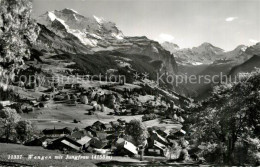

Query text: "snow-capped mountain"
[216, 45, 250, 64]
[37, 8, 124, 48]
[164, 42, 225, 65]
[161, 41, 259, 65]
[36, 8, 178, 74]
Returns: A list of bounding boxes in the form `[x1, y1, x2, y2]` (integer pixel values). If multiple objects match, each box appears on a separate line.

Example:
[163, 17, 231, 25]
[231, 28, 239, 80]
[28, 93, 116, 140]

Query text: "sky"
[32, 0, 260, 51]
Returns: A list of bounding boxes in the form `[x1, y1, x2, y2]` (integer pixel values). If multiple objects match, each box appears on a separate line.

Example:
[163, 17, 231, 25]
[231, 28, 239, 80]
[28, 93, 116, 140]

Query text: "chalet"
[106, 133, 121, 141]
[104, 123, 113, 132]
[167, 129, 186, 140]
[80, 95, 88, 104]
[155, 128, 168, 138]
[70, 130, 87, 140]
[90, 101, 98, 106]
[92, 148, 110, 155]
[117, 118, 126, 125]
[0, 101, 11, 107]
[110, 121, 119, 127]
[42, 127, 72, 138]
[149, 130, 168, 146]
[145, 140, 167, 156]
[77, 135, 92, 149]
[48, 136, 82, 151]
[96, 132, 108, 141]
[22, 106, 34, 113]
[115, 139, 138, 155]
[89, 137, 108, 149]
[85, 126, 97, 137]
[92, 121, 106, 131]
[25, 136, 47, 147]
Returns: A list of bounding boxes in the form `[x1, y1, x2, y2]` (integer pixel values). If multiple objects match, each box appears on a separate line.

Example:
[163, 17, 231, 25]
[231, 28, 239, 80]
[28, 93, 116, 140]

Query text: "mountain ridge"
[162, 41, 259, 65]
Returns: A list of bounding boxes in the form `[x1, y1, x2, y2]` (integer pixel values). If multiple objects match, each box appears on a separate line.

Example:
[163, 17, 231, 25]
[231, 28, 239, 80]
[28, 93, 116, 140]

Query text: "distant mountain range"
[162, 41, 260, 65]
[161, 41, 260, 99]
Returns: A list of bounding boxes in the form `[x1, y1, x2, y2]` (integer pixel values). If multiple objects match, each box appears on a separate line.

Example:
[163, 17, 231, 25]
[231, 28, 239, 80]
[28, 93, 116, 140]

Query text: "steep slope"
[245, 42, 260, 56]
[229, 55, 260, 77]
[116, 36, 178, 74]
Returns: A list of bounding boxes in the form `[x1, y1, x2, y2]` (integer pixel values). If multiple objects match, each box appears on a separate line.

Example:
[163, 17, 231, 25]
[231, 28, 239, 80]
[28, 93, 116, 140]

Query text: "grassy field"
[0, 143, 96, 167]
[21, 102, 143, 130]
[0, 143, 143, 167]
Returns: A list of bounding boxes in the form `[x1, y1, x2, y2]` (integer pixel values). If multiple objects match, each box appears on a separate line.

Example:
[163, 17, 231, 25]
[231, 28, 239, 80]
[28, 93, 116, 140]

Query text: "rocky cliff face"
[116, 36, 178, 74]
[0, 0, 39, 77]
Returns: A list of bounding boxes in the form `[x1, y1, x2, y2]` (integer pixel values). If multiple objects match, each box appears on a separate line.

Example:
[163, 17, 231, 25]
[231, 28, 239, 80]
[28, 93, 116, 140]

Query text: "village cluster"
[5, 76, 193, 162]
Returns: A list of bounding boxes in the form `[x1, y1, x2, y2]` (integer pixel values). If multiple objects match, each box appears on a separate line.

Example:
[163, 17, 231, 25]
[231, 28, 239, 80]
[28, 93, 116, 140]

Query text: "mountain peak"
[234, 44, 247, 52]
[93, 15, 104, 24]
[37, 9, 124, 46]
[195, 42, 224, 52]
[162, 41, 179, 47]
[161, 41, 180, 53]
[59, 8, 79, 14]
[200, 42, 213, 47]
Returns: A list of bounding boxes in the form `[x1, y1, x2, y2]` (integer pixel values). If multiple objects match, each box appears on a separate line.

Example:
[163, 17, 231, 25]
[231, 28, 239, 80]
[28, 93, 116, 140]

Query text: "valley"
[0, 0, 260, 166]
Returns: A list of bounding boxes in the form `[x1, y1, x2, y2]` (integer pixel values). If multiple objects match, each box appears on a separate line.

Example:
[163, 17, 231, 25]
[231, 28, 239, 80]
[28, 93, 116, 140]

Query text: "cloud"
[156, 33, 175, 43]
[225, 17, 238, 22]
[249, 39, 259, 43]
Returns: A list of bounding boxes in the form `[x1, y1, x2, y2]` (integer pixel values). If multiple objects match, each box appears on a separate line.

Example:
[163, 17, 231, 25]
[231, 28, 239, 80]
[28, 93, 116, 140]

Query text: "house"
[77, 135, 92, 149]
[115, 139, 138, 155]
[90, 101, 98, 106]
[167, 129, 186, 140]
[92, 148, 110, 155]
[156, 129, 168, 138]
[80, 95, 88, 104]
[92, 121, 106, 131]
[110, 121, 119, 127]
[106, 133, 121, 141]
[104, 123, 113, 132]
[145, 140, 167, 156]
[149, 130, 168, 146]
[70, 130, 87, 140]
[85, 126, 97, 137]
[0, 101, 11, 107]
[96, 132, 108, 141]
[117, 118, 126, 125]
[42, 127, 72, 138]
[48, 136, 82, 151]
[24, 136, 47, 147]
[89, 137, 108, 149]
